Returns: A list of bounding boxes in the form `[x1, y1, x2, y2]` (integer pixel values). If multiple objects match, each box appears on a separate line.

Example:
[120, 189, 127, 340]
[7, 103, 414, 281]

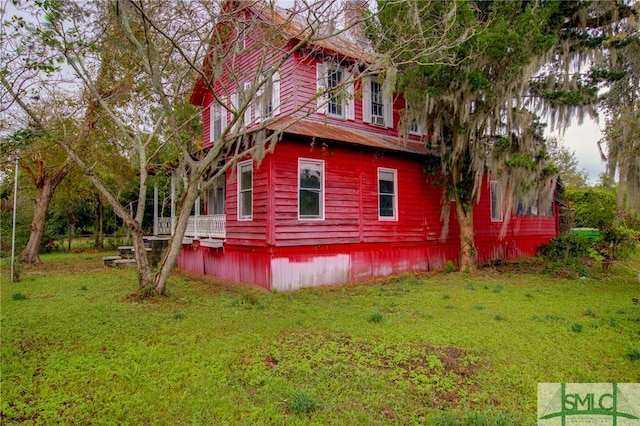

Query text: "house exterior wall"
[176, 136, 557, 290]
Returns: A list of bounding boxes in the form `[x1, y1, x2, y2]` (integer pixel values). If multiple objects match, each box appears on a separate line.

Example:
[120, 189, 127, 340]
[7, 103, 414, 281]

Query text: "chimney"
[344, 0, 368, 43]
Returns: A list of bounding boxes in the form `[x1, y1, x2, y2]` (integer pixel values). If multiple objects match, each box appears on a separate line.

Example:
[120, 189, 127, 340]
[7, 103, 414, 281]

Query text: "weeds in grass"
[466, 283, 476, 291]
[289, 389, 317, 415]
[444, 261, 457, 273]
[494, 314, 505, 321]
[231, 293, 265, 309]
[627, 348, 640, 361]
[493, 284, 504, 294]
[475, 305, 484, 311]
[442, 293, 450, 300]
[11, 292, 27, 301]
[571, 323, 583, 333]
[173, 312, 187, 320]
[584, 308, 597, 318]
[434, 410, 518, 426]
[80, 286, 87, 291]
[525, 293, 534, 299]
[368, 312, 384, 323]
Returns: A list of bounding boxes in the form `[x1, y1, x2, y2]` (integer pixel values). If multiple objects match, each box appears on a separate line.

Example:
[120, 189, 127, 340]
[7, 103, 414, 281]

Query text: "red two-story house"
[177, 1, 558, 291]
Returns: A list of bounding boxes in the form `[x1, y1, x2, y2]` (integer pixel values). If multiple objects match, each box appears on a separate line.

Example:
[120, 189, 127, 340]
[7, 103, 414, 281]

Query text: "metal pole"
[10, 157, 19, 282]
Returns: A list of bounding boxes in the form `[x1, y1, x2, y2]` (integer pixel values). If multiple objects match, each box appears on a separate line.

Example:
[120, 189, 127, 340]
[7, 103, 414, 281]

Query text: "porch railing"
[184, 214, 226, 239]
[157, 217, 172, 235]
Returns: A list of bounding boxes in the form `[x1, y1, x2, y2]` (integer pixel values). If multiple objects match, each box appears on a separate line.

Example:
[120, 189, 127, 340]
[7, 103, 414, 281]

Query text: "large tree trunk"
[456, 202, 477, 272]
[20, 158, 70, 264]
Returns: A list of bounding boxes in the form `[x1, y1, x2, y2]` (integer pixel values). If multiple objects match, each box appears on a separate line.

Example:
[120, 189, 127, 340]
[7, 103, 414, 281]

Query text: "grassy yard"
[1, 252, 639, 425]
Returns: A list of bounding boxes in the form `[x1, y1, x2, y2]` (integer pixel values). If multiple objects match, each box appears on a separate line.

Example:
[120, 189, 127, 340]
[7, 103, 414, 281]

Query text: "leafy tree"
[377, 0, 637, 271]
[598, 32, 640, 216]
[546, 137, 589, 189]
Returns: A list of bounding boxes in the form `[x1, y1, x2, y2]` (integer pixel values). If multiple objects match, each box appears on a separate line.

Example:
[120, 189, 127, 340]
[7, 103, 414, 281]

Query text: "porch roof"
[268, 117, 435, 156]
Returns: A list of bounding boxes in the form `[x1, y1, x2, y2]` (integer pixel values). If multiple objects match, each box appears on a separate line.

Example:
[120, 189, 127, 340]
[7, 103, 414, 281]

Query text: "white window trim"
[316, 62, 354, 121]
[298, 158, 325, 221]
[405, 99, 424, 136]
[255, 70, 280, 122]
[363, 75, 393, 129]
[237, 160, 253, 221]
[378, 168, 398, 221]
[209, 97, 227, 144]
[490, 180, 503, 222]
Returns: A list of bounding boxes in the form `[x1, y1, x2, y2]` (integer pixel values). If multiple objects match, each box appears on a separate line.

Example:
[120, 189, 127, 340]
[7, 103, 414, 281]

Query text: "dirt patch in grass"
[256, 331, 484, 411]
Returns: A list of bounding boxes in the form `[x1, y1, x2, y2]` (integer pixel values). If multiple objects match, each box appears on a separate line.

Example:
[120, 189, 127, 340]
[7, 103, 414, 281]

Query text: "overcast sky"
[547, 116, 606, 185]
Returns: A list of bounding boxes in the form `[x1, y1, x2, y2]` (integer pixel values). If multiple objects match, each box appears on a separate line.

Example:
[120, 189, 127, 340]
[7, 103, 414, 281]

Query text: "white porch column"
[194, 194, 200, 239]
[170, 172, 176, 236]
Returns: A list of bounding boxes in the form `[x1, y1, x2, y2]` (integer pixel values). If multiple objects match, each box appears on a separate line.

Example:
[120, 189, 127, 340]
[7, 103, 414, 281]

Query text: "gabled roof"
[190, 0, 374, 106]
[269, 117, 433, 157]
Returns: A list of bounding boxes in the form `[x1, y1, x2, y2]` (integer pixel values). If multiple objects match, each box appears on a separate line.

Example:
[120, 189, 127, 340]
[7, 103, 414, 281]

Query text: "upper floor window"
[363, 76, 393, 128]
[327, 67, 344, 117]
[316, 62, 354, 120]
[378, 168, 397, 220]
[255, 70, 280, 122]
[405, 100, 424, 136]
[238, 160, 253, 220]
[298, 159, 324, 220]
[209, 98, 227, 143]
[490, 180, 503, 222]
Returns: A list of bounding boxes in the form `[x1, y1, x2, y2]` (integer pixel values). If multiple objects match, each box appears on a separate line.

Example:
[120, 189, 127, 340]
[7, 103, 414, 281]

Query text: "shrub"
[538, 234, 592, 263]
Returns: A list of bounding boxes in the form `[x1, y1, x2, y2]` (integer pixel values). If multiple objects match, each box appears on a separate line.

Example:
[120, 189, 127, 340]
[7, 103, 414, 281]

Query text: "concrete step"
[103, 256, 122, 266]
[113, 259, 137, 268]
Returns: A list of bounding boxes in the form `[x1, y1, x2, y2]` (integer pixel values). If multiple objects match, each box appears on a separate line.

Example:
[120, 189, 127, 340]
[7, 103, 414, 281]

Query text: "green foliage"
[11, 292, 27, 301]
[571, 323, 583, 333]
[538, 234, 592, 263]
[288, 389, 317, 415]
[594, 226, 639, 269]
[627, 348, 640, 362]
[444, 261, 457, 273]
[565, 187, 617, 229]
[368, 312, 384, 324]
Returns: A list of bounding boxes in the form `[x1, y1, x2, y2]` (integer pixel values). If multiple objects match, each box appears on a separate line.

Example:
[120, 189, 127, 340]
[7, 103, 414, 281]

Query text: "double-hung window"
[490, 180, 503, 222]
[255, 70, 280, 122]
[298, 159, 324, 220]
[238, 161, 253, 220]
[363, 75, 393, 128]
[327, 67, 344, 118]
[378, 168, 397, 220]
[209, 99, 227, 143]
[316, 62, 354, 120]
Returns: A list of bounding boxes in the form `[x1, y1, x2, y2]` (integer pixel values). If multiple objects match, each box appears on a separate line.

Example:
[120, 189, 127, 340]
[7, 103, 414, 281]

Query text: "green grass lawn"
[1, 252, 639, 425]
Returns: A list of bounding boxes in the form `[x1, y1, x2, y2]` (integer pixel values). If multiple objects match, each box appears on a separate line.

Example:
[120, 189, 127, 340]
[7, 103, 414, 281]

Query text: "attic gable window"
[316, 62, 354, 120]
[209, 98, 227, 143]
[363, 75, 393, 128]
